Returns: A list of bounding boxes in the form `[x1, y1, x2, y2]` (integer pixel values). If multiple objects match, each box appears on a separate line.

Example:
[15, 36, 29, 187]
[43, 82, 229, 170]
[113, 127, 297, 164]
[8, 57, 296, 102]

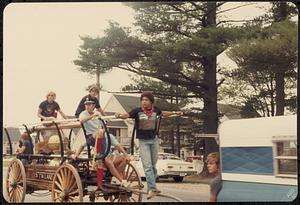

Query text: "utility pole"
[96, 69, 100, 100]
[175, 85, 181, 158]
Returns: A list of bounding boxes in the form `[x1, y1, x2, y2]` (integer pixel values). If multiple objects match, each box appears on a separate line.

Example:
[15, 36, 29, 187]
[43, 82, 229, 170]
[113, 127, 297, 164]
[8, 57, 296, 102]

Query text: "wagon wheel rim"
[6, 159, 26, 203]
[109, 162, 143, 202]
[51, 164, 83, 202]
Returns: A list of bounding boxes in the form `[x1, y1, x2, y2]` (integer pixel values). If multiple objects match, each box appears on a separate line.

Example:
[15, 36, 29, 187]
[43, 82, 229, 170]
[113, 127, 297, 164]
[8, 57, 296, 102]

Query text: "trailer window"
[273, 136, 297, 177]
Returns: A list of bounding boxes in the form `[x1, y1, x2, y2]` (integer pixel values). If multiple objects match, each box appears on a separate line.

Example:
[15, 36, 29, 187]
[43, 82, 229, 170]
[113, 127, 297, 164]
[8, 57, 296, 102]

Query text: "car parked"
[133, 152, 197, 182]
[186, 155, 204, 162]
[185, 155, 204, 174]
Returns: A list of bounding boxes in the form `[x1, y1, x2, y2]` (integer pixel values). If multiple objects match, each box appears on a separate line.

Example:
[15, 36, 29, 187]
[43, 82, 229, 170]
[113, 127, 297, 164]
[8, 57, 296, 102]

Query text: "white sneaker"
[155, 189, 161, 194]
[147, 190, 157, 200]
[120, 180, 131, 188]
[111, 177, 121, 185]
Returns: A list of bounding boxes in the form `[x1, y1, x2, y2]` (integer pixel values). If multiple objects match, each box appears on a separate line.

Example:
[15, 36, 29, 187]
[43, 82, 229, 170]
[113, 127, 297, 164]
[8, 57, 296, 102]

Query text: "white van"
[218, 115, 297, 202]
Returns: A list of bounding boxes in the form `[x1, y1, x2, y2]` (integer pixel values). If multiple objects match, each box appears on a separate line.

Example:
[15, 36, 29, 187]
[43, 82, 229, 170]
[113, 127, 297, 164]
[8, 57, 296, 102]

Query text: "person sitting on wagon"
[16, 132, 33, 164]
[100, 133, 131, 187]
[72, 98, 131, 187]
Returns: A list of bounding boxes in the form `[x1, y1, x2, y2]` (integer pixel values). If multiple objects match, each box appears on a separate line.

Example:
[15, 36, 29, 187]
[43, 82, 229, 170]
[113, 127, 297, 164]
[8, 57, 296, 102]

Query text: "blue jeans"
[139, 138, 159, 192]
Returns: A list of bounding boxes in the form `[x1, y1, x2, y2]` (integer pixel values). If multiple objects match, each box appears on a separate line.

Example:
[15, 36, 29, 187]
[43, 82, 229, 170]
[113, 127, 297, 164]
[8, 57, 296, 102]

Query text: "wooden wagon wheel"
[51, 164, 83, 202]
[6, 159, 26, 203]
[109, 162, 143, 202]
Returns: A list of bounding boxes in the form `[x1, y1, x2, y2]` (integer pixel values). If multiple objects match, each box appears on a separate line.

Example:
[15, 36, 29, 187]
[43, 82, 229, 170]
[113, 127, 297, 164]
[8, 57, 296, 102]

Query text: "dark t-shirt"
[75, 95, 101, 118]
[210, 174, 222, 197]
[23, 139, 33, 155]
[129, 106, 162, 139]
[39, 100, 60, 117]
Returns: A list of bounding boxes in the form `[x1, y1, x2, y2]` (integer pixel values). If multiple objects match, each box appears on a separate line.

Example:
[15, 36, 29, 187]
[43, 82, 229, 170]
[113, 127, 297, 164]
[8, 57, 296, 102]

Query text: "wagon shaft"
[31, 122, 82, 132]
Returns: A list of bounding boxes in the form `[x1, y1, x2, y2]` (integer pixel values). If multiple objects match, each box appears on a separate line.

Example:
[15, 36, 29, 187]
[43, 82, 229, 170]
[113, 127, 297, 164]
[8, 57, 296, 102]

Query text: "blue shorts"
[82, 133, 119, 155]
[86, 134, 95, 147]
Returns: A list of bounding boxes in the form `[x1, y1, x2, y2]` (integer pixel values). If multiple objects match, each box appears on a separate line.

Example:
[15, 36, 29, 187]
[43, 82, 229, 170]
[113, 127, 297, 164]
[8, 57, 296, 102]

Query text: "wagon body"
[4, 117, 143, 203]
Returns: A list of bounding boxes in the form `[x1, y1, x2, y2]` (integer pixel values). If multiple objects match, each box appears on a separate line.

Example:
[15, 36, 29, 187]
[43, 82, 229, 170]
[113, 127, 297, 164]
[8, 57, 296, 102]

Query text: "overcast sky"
[3, 2, 294, 127]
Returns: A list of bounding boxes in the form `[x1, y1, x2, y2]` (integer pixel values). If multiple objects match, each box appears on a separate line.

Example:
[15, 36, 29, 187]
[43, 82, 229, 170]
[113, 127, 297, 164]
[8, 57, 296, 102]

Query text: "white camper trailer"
[218, 115, 297, 202]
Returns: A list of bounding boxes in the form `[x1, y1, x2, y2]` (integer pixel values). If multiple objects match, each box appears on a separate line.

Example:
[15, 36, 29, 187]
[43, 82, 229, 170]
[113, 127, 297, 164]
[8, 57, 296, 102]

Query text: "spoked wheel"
[6, 159, 26, 203]
[109, 162, 143, 202]
[51, 164, 83, 202]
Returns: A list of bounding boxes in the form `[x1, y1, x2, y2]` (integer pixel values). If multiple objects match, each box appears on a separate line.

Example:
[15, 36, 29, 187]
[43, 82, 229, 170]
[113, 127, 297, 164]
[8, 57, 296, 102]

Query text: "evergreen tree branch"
[216, 78, 225, 88]
[216, 3, 258, 15]
[217, 19, 256, 26]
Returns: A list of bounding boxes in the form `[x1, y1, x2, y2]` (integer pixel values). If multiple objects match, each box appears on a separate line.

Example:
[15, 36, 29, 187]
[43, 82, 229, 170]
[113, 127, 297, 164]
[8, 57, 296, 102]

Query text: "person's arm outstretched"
[115, 113, 130, 119]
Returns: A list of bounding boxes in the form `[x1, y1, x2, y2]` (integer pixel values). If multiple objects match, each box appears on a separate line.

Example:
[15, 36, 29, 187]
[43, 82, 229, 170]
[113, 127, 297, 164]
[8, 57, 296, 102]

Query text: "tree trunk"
[96, 69, 100, 100]
[175, 86, 181, 158]
[270, 77, 275, 116]
[201, 1, 219, 176]
[201, 55, 219, 176]
[176, 123, 180, 157]
[273, 2, 287, 116]
[171, 128, 175, 154]
[275, 71, 285, 115]
[273, 2, 288, 21]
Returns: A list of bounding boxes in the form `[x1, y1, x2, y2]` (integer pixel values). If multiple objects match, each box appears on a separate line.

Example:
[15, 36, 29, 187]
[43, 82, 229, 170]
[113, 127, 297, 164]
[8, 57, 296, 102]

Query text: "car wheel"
[173, 176, 184, 182]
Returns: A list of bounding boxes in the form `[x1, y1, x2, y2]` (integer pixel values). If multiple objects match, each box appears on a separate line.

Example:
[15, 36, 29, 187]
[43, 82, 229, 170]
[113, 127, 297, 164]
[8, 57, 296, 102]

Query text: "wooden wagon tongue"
[39, 115, 118, 124]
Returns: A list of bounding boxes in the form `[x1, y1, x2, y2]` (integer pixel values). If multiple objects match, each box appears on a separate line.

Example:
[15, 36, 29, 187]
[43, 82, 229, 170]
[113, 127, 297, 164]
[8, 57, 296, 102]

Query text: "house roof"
[114, 94, 140, 113]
